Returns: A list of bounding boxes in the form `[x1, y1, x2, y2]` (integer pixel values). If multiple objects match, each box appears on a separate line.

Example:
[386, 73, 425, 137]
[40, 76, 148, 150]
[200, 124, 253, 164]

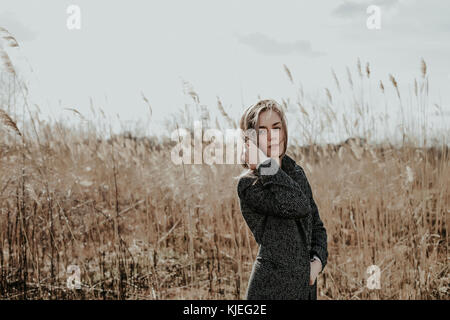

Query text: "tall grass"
[0, 29, 448, 299]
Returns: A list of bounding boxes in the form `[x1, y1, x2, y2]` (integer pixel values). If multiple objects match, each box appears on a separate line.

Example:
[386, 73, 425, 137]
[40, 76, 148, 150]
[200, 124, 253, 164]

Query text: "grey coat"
[237, 154, 328, 300]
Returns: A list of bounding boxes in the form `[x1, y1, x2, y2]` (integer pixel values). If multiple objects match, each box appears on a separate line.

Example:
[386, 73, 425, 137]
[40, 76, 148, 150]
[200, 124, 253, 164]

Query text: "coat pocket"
[306, 260, 312, 287]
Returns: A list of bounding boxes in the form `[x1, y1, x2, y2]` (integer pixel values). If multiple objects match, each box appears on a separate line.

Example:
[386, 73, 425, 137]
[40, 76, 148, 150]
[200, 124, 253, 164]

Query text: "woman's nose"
[268, 129, 279, 144]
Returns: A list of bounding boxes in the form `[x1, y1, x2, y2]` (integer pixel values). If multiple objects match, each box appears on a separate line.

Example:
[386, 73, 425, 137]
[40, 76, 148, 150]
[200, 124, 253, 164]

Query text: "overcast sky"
[0, 0, 449, 144]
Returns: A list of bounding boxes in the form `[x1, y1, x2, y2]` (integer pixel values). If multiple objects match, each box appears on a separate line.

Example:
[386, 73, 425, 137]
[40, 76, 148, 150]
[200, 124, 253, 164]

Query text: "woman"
[236, 99, 328, 300]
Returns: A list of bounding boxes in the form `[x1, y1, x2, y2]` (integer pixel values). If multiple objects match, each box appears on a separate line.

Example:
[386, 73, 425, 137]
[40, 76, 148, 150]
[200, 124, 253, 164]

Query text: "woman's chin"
[268, 150, 279, 158]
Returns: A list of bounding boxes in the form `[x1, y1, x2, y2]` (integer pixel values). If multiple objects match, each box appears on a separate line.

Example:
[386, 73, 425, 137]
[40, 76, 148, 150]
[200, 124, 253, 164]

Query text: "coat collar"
[281, 153, 297, 173]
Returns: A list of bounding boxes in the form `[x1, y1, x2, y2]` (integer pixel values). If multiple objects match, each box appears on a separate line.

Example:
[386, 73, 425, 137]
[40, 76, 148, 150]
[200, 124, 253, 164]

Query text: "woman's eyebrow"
[259, 122, 281, 128]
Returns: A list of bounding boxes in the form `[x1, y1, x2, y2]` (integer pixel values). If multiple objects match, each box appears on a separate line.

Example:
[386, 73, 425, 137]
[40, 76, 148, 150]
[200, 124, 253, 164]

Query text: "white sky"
[0, 0, 449, 144]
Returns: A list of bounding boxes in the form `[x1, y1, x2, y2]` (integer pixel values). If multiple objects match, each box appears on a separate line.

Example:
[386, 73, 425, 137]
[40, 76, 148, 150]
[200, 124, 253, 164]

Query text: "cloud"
[234, 32, 324, 57]
[332, 0, 399, 18]
[0, 11, 37, 44]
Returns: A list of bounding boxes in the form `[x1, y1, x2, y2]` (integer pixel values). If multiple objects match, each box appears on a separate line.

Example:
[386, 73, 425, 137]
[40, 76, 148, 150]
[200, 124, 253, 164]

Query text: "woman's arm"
[310, 198, 328, 271]
[237, 201, 267, 245]
[237, 157, 312, 221]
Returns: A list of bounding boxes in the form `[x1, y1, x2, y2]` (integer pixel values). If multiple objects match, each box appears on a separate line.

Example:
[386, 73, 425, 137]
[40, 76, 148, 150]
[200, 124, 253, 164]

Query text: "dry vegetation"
[0, 29, 448, 299]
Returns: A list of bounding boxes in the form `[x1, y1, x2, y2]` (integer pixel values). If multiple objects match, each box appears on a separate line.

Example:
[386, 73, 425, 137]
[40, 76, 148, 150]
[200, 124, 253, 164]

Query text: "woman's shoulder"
[283, 153, 307, 175]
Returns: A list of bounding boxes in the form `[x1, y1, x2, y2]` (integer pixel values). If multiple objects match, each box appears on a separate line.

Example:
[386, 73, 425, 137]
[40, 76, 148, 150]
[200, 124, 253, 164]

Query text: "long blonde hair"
[234, 99, 288, 179]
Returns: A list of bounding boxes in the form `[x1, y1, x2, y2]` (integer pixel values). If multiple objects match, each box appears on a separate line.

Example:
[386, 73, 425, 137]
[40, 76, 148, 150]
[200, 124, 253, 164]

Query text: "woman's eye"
[258, 128, 280, 135]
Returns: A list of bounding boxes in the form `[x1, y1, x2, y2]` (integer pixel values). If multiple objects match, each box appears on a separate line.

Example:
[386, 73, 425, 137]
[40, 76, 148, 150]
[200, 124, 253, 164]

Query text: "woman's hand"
[242, 137, 279, 169]
[242, 138, 271, 170]
[309, 259, 322, 285]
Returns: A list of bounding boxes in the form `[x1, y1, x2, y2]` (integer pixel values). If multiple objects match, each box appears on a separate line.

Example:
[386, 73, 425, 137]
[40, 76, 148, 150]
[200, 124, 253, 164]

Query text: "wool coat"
[237, 153, 328, 300]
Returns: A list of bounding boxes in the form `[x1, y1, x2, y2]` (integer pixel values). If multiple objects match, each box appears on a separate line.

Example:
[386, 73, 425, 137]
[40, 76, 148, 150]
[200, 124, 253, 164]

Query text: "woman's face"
[256, 109, 285, 158]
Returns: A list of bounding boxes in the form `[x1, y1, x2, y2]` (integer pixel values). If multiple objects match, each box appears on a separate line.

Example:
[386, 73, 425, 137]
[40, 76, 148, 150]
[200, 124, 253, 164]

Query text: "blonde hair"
[234, 99, 288, 179]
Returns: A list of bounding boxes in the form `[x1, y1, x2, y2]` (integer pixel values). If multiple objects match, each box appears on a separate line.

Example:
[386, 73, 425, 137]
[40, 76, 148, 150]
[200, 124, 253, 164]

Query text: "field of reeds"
[0, 29, 448, 299]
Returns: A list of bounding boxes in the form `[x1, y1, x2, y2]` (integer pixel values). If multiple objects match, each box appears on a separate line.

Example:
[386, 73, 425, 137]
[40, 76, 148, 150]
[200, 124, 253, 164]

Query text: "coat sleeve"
[237, 158, 312, 221]
[298, 166, 328, 271]
[236, 200, 267, 245]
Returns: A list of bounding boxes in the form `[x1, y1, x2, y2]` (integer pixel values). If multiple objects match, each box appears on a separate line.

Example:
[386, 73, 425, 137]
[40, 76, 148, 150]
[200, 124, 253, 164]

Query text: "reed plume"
[0, 109, 22, 137]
